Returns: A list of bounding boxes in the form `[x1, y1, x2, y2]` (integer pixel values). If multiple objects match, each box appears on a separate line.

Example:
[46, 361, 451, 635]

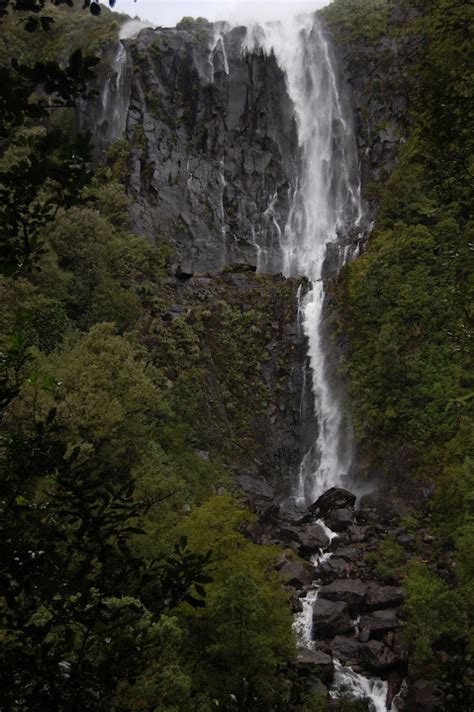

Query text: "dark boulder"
[318, 578, 367, 610]
[397, 533, 417, 550]
[386, 630, 408, 664]
[347, 524, 370, 543]
[327, 507, 355, 532]
[329, 635, 363, 667]
[312, 599, 352, 639]
[314, 557, 351, 583]
[276, 522, 330, 553]
[334, 547, 362, 562]
[296, 648, 334, 686]
[361, 640, 398, 672]
[364, 582, 405, 610]
[309, 487, 356, 516]
[298, 522, 331, 552]
[278, 560, 314, 589]
[297, 647, 334, 677]
[359, 610, 402, 639]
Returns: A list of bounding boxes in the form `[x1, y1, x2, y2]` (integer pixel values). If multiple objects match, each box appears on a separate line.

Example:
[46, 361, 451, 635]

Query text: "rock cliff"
[120, 21, 298, 273]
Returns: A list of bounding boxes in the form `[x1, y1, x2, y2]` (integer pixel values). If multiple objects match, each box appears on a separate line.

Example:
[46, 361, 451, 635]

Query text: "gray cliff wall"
[122, 22, 298, 273]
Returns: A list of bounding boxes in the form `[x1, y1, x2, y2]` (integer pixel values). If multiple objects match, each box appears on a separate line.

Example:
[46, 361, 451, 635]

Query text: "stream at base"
[292, 511, 397, 711]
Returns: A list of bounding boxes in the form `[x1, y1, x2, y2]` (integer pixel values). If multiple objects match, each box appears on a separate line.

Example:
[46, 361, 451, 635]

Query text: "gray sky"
[117, 0, 327, 27]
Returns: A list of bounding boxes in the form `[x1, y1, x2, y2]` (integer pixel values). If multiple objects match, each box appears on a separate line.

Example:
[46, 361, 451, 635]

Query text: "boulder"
[386, 630, 408, 663]
[279, 560, 314, 589]
[361, 640, 398, 672]
[359, 627, 370, 643]
[296, 648, 334, 685]
[327, 507, 355, 532]
[297, 647, 333, 668]
[334, 547, 362, 562]
[309, 487, 356, 516]
[359, 610, 402, 639]
[298, 522, 331, 552]
[276, 522, 330, 553]
[397, 533, 417, 550]
[329, 635, 363, 667]
[347, 524, 369, 543]
[314, 557, 351, 583]
[364, 582, 405, 610]
[318, 579, 367, 610]
[312, 599, 352, 639]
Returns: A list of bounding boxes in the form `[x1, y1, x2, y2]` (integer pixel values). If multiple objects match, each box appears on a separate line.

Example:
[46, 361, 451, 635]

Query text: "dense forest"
[0, 0, 472, 710]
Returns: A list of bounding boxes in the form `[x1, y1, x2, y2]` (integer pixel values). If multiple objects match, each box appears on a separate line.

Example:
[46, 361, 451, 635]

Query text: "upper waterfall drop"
[98, 40, 129, 144]
[243, 15, 363, 503]
[98, 20, 154, 145]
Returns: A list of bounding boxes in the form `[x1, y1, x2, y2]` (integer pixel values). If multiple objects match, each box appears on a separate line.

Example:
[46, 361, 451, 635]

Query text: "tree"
[0, 0, 118, 28]
[206, 572, 286, 711]
[0, 0, 122, 278]
[0, 403, 211, 710]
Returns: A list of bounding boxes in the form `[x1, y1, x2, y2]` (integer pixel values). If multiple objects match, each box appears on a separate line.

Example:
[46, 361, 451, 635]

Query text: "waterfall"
[98, 20, 153, 145]
[243, 16, 362, 503]
[332, 661, 391, 712]
[242, 16, 395, 711]
[98, 41, 129, 143]
[210, 22, 231, 82]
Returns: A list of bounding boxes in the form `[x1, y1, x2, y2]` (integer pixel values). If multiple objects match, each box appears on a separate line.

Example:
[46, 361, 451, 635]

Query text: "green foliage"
[176, 16, 209, 28]
[336, 0, 473, 478]
[0, 0, 301, 707]
[177, 496, 296, 710]
[0, 402, 211, 710]
[365, 536, 406, 584]
[334, 1, 473, 700]
[403, 560, 467, 665]
[0, 129, 95, 278]
[320, 0, 389, 41]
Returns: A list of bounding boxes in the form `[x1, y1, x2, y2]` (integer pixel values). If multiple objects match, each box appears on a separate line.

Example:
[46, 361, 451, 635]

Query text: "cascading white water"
[244, 16, 362, 504]
[209, 22, 231, 82]
[98, 20, 154, 144]
[332, 661, 391, 712]
[99, 41, 129, 143]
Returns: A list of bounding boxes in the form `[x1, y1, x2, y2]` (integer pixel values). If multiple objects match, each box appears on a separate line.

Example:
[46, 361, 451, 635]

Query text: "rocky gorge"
[74, 2, 470, 710]
[1, 0, 471, 708]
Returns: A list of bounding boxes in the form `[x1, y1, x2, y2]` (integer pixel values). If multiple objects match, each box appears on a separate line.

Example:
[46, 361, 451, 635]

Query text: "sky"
[116, 0, 328, 28]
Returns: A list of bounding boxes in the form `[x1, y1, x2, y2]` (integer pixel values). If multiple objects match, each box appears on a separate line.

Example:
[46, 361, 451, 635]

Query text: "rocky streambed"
[245, 487, 435, 710]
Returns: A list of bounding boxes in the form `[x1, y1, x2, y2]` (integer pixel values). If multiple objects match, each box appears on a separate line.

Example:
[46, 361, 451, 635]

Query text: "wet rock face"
[121, 22, 298, 273]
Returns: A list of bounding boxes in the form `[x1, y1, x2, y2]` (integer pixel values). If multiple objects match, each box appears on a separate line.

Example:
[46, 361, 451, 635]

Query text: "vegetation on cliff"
[334, 0, 473, 701]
